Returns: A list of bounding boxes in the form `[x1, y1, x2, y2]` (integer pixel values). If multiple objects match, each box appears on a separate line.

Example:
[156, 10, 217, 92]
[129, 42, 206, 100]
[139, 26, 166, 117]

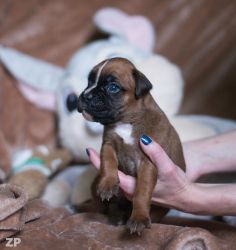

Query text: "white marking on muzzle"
[84, 60, 109, 95]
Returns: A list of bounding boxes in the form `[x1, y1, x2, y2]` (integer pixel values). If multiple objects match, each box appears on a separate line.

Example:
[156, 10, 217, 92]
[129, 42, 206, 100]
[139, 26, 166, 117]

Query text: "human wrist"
[184, 131, 236, 180]
[170, 182, 200, 213]
[176, 182, 204, 214]
[183, 139, 211, 181]
[151, 180, 194, 212]
[158, 182, 205, 214]
[151, 181, 212, 215]
[177, 182, 217, 215]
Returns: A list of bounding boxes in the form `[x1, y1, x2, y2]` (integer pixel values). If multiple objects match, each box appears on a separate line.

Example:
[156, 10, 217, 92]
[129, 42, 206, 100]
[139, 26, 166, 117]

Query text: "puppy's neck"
[106, 94, 161, 128]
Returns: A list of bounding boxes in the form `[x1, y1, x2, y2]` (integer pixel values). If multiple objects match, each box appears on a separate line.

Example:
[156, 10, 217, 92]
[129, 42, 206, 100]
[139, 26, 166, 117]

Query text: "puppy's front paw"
[126, 214, 151, 236]
[97, 177, 119, 201]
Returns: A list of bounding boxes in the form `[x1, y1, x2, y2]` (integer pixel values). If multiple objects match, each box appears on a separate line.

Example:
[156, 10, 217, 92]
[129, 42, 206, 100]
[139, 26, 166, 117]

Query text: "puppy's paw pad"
[126, 215, 151, 235]
[97, 178, 119, 201]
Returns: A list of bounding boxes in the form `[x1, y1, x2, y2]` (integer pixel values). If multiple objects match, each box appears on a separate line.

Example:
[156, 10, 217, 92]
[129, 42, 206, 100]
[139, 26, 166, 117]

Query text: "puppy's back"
[131, 95, 186, 171]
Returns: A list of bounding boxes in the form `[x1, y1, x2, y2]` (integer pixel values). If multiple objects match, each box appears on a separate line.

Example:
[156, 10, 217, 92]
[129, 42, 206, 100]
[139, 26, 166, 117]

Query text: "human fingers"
[86, 148, 101, 169]
[86, 148, 136, 196]
[139, 135, 176, 176]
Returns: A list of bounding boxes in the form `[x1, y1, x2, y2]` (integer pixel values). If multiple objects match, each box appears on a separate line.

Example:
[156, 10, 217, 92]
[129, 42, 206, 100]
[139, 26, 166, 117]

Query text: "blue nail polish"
[140, 135, 152, 145]
[86, 148, 90, 157]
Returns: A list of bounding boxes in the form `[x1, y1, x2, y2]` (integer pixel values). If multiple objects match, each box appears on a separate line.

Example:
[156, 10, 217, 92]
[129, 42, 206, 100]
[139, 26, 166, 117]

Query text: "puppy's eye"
[106, 83, 121, 94]
[66, 93, 78, 112]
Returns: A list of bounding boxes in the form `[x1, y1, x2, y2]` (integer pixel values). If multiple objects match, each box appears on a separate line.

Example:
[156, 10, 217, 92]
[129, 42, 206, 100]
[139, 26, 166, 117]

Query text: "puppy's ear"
[133, 69, 152, 99]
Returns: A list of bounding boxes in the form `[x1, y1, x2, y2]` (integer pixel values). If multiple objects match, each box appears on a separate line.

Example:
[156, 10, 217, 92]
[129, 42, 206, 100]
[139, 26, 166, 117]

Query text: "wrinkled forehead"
[88, 59, 135, 86]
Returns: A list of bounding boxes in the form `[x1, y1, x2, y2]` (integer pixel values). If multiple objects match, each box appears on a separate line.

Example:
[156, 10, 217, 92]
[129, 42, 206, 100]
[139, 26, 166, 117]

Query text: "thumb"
[139, 135, 176, 176]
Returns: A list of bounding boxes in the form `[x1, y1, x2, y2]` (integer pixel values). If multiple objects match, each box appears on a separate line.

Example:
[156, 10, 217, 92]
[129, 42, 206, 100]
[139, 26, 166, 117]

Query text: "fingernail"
[86, 148, 90, 157]
[140, 135, 152, 145]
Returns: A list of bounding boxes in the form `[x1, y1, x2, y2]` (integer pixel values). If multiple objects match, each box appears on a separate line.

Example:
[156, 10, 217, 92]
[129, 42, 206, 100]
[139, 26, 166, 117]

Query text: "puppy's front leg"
[127, 162, 157, 235]
[97, 143, 119, 201]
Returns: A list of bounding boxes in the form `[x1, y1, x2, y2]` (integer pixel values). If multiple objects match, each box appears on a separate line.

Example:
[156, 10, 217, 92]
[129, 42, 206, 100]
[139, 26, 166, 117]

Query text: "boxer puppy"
[77, 58, 186, 235]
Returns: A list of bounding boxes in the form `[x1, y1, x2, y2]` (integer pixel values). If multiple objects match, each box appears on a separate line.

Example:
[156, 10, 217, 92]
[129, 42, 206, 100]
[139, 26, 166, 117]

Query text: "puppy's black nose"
[83, 92, 93, 101]
[77, 92, 93, 113]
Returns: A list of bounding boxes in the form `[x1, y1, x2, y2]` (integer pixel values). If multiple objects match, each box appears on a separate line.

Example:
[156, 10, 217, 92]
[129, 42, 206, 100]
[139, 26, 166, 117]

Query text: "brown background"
[0, 0, 236, 120]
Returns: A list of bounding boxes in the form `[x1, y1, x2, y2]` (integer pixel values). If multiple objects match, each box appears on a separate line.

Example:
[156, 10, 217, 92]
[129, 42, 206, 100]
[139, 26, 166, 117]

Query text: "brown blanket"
[0, 184, 236, 250]
[0, 0, 235, 119]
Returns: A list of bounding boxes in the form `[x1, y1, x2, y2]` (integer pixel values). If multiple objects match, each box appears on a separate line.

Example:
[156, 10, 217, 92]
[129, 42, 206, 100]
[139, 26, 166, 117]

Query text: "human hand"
[86, 136, 193, 211]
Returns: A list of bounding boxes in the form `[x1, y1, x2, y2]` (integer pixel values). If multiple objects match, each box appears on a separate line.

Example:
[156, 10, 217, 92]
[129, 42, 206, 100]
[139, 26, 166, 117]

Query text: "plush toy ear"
[94, 7, 155, 52]
[0, 46, 65, 111]
[133, 69, 152, 99]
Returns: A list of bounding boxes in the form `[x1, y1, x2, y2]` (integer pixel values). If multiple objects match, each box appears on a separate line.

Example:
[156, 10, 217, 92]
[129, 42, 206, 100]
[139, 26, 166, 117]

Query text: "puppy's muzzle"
[77, 92, 93, 113]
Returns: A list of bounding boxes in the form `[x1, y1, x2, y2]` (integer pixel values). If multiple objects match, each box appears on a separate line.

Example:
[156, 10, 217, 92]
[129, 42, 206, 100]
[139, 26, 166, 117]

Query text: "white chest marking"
[84, 60, 109, 95]
[114, 124, 134, 145]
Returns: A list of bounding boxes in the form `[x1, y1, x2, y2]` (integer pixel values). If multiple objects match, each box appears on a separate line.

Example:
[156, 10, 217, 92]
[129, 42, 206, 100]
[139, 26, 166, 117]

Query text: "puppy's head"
[78, 58, 152, 125]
